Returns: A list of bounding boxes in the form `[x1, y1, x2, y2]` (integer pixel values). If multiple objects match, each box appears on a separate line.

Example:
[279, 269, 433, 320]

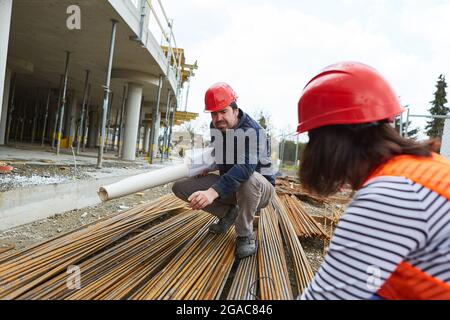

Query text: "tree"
[280, 138, 306, 165]
[425, 74, 449, 139]
[254, 109, 273, 135]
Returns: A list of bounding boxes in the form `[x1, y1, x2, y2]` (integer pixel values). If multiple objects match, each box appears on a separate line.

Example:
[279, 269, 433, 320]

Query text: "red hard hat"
[205, 82, 237, 112]
[297, 61, 404, 133]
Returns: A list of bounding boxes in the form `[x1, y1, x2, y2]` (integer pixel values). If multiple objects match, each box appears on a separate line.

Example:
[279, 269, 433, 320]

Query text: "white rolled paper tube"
[98, 163, 189, 201]
[98, 148, 217, 201]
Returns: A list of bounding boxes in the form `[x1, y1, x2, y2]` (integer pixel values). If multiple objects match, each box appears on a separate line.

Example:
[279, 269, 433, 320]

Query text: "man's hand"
[188, 188, 219, 210]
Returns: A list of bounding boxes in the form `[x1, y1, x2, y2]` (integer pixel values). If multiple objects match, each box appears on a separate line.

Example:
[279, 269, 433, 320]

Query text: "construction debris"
[0, 162, 13, 174]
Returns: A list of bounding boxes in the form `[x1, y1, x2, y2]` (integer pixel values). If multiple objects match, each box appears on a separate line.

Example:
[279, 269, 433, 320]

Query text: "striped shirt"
[301, 176, 450, 300]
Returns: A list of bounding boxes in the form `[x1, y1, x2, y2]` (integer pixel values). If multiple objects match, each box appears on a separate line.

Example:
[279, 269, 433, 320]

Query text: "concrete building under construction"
[0, 0, 198, 165]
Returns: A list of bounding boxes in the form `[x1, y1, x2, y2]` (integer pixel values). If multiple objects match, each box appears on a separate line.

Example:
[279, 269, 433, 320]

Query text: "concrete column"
[68, 97, 78, 146]
[64, 100, 72, 137]
[0, 0, 13, 144]
[87, 109, 99, 148]
[441, 119, 450, 159]
[122, 83, 143, 161]
[64, 96, 77, 144]
[143, 122, 151, 154]
[82, 104, 90, 151]
[0, 68, 11, 144]
[47, 104, 56, 139]
[149, 75, 163, 163]
[31, 91, 39, 144]
[151, 109, 161, 158]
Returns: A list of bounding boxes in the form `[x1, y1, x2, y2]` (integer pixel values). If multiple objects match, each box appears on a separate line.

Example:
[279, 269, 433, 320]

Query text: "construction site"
[1, 0, 450, 303]
[0, 0, 344, 301]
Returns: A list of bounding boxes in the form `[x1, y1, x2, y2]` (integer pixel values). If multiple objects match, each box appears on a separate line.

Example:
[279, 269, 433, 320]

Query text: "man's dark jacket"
[210, 109, 275, 199]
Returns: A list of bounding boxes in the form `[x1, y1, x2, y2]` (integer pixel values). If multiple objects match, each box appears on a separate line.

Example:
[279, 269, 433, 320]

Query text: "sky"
[163, 0, 450, 141]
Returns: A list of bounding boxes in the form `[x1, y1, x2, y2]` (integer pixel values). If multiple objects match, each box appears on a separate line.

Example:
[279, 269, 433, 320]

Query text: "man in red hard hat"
[172, 82, 275, 259]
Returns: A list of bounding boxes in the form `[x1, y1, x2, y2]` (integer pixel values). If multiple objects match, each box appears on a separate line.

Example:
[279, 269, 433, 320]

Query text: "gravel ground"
[0, 163, 89, 192]
[0, 159, 155, 192]
[301, 238, 327, 272]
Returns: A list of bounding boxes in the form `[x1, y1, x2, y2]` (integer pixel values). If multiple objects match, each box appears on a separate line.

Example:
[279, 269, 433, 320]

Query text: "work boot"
[235, 234, 257, 259]
[209, 206, 238, 234]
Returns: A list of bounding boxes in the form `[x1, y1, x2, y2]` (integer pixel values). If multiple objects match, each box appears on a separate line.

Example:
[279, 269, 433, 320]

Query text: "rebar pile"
[0, 244, 14, 256]
[0, 185, 332, 300]
[272, 195, 314, 293]
[278, 194, 328, 239]
[18, 210, 211, 300]
[131, 222, 236, 300]
[276, 178, 326, 204]
[258, 204, 293, 300]
[227, 232, 258, 300]
[276, 177, 351, 205]
[0, 194, 186, 299]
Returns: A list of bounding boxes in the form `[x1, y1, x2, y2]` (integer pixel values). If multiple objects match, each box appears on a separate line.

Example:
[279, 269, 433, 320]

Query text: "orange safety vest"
[364, 152, 450, 300]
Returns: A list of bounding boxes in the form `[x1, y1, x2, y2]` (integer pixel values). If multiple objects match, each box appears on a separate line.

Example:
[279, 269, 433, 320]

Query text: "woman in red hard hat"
[298, 62, 450, 300]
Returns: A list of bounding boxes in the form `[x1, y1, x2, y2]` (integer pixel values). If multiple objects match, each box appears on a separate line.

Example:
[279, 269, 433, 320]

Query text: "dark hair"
[230, 101, 238, 110]
[299, 122, 439, 196]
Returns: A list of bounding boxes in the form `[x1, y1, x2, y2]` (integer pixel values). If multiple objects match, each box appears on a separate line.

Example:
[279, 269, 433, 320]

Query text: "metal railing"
[132, 0, 184, 87]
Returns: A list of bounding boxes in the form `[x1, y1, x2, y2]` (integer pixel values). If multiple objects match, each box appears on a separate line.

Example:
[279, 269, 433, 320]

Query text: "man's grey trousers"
[172, 172, 275, 237]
